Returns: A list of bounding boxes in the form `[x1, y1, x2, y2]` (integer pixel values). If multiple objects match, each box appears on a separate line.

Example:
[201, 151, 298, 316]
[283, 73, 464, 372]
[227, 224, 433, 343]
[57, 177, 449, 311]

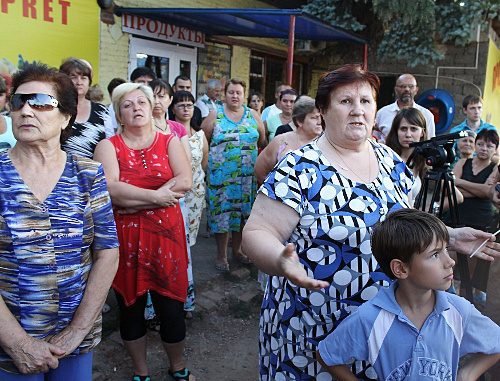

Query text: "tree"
[302, 0, 500, 66]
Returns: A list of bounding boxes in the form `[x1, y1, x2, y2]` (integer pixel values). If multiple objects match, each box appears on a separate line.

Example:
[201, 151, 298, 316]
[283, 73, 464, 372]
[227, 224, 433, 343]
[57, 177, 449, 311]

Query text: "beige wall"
[99, 1, 289, 103]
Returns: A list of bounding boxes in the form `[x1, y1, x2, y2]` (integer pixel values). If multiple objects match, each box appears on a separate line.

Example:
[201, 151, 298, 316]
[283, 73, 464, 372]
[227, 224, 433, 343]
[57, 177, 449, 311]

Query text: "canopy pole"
[363, 43, 368, 70]
[286, 15, 296, 84]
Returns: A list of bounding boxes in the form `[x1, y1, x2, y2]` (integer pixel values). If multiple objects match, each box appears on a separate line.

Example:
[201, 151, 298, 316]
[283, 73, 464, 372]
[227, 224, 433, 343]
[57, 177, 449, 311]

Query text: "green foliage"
[303, 0, 500, 66]
[303, 0, 366, 32]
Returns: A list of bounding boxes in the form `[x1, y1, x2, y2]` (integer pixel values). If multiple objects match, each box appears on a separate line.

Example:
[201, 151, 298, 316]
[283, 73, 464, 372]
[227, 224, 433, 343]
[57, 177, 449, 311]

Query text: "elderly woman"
[59, 57, 114, 159]
[242, 64, 500, 380]
[451, 130, 476, 169]
[201, 78, 266, 271]
[0, 63, 119, 379]
[254, 97, 323, 184]
[93, 83, 195, 381]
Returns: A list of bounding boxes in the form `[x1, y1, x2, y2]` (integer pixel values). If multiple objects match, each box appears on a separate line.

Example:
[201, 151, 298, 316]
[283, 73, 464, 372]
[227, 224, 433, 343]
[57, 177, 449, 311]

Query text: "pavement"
[103, 207, 261, 314]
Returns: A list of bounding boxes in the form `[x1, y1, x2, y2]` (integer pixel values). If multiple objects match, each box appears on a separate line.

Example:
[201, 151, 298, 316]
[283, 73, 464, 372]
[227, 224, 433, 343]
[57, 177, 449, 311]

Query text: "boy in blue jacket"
[317, 209, 500, 380]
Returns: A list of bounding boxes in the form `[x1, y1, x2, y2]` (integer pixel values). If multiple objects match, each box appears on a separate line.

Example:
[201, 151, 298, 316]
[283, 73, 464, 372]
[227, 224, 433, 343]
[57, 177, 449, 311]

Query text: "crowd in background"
[0, 60, 500, 381]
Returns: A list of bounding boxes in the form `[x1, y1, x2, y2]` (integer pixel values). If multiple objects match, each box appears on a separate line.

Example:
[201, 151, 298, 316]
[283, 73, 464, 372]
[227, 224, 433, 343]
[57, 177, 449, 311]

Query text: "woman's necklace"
[324, 133, 372, 183]
[154, 122, 167, 133]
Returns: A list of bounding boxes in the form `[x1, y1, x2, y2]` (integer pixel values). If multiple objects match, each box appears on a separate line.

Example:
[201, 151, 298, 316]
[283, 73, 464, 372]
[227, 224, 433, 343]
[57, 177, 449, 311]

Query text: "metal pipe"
[363, 44, 368, 70]
[287, 15, 296, 84]
[435, 24, 481, 89]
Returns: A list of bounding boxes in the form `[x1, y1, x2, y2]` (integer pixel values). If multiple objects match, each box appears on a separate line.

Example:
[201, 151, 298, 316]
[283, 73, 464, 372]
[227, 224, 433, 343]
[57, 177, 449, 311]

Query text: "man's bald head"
[395, 74, 418, 106]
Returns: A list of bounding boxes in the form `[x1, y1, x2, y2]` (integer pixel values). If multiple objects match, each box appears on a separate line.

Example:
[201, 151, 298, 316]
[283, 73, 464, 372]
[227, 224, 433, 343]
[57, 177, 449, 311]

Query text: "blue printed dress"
[207, 105, 259, 233]
[0, 152, 119, 374]
[259, 139, 413, 380]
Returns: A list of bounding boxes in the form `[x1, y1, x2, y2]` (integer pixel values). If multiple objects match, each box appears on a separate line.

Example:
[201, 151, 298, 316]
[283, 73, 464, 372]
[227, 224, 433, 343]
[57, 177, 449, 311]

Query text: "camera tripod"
[413, 164, 474, 302]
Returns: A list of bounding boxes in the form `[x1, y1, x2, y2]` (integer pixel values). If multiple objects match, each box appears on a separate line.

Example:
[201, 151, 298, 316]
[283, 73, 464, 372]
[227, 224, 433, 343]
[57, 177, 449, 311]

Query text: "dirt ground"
[92, 268, 263, 381]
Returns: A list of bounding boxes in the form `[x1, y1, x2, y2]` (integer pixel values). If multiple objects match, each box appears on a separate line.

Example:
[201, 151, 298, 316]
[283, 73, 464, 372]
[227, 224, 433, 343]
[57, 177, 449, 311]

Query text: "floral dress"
[259, 139, 413, 380]
[185, 129, 206, 246]
[207, 105, 259, 233]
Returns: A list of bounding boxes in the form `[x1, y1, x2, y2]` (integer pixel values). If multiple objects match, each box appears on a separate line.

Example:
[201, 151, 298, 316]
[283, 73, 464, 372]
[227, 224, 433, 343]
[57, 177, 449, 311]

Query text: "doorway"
[129, 36, 197, 93]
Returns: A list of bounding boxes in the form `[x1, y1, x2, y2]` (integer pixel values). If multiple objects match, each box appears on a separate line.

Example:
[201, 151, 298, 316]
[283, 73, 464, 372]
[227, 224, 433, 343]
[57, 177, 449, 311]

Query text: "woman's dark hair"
[316, 64, 380, 113]
[11, 63, 77, 143]
[279, 88, 298, 100]
[169, 90, 199, 131]
[386, 108, 428, 179]
[59, 57, 92, 86]
[476, 129, 499, 148]
[248, 91, 264, 112]
[149, 79, 173, 98]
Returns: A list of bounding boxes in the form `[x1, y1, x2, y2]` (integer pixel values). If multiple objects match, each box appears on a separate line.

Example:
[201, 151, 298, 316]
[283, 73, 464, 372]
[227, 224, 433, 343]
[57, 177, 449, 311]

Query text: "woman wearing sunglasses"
[0, 63, 119, 379]
[93, 83, 196, 381]
[59, 58, 114, 159]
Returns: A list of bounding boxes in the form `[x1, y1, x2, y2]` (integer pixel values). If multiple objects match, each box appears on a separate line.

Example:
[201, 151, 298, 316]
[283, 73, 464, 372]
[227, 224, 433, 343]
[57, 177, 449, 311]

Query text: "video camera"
[407, 131, 468, 169]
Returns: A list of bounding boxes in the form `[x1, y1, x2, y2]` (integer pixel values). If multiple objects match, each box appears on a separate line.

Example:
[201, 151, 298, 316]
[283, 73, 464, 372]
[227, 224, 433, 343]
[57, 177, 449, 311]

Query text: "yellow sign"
[483, 39, 500, 129]
[0, 0, 100, 86]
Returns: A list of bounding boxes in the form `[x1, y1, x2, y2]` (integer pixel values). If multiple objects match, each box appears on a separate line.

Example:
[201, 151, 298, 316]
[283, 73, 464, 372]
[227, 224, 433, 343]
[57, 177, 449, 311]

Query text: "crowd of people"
[0, 59, 499, 381]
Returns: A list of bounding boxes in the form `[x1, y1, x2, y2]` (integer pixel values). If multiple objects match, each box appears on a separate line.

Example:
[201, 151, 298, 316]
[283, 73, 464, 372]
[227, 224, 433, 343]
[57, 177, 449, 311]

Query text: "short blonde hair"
[112, 82, 154, 133]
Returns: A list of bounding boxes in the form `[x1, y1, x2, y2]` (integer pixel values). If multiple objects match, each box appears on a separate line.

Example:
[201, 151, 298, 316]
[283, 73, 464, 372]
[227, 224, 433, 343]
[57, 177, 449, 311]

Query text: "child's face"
[406, 238, 455, 291]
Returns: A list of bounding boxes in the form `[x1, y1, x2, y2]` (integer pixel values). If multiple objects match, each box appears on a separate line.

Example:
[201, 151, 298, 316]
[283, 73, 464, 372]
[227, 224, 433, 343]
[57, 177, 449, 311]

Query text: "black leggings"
[114, 290, 186, 343]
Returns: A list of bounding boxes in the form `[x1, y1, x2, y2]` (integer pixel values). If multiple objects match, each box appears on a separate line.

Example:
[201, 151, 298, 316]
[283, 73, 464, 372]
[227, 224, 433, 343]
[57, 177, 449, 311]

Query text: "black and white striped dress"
[62, 102, 114, 159]
[258, 139, 414, 380]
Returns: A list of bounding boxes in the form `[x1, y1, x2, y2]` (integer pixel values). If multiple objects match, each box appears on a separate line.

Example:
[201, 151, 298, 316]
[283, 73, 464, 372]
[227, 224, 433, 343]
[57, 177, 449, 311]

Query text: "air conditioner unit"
[295, 40, 312, 52]
[295, 40, 327, 53]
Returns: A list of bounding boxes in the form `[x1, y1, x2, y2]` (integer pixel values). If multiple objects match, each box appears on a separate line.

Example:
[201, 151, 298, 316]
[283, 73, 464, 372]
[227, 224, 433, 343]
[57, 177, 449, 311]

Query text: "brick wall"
[308, 28, 495, 129]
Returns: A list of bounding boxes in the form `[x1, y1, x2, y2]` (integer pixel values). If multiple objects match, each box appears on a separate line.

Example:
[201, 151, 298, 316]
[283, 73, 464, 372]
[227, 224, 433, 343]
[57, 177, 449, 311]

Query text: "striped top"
[0, 152, 119, 373]
[61, 102, 114, 159]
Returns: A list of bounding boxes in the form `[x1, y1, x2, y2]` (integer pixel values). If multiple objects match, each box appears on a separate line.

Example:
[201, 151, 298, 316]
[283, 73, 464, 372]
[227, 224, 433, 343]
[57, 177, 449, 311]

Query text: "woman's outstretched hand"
[279, 243, 330, 290]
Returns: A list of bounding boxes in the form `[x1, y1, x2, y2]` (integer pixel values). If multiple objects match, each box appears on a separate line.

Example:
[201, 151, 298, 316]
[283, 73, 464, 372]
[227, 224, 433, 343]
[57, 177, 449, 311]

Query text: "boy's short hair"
[371, 209, 449, 280]
[462, 94, 483, 109]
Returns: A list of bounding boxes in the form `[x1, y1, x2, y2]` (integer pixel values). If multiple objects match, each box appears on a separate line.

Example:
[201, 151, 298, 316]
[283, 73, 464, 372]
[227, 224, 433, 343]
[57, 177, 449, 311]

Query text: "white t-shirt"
[375, 101, 436, 143]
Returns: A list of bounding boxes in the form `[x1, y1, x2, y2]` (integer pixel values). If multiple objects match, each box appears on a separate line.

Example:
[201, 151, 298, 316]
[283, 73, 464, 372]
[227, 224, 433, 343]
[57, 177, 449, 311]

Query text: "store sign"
[122, 14, 205, 48]
[483, 39, 500, 129]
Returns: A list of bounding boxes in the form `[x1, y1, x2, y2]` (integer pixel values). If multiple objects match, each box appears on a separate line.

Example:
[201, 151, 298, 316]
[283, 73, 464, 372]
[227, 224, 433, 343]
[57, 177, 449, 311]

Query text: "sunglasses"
[10, 93, 59, 112]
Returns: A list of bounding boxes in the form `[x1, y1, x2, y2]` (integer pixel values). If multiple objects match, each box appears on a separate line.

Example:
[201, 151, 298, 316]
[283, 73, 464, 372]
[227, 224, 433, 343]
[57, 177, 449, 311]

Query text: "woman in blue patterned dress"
[0, 63, 119, 379]
[201, 78, 266, 271]
[242, 65, 500, 380]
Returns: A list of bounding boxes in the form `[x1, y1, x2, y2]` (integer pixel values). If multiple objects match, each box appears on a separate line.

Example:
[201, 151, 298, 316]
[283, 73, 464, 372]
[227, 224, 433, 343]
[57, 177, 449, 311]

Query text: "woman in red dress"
[94, 83, 195, 381]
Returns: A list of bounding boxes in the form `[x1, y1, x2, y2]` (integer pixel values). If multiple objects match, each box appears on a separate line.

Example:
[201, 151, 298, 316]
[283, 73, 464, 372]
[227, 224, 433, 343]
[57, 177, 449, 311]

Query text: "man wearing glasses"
[375, 73, 436, 142]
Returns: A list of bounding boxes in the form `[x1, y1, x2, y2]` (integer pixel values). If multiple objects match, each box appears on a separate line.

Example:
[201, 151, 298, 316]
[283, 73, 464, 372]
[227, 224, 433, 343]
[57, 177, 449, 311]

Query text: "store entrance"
[129, 36, 197, 92]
